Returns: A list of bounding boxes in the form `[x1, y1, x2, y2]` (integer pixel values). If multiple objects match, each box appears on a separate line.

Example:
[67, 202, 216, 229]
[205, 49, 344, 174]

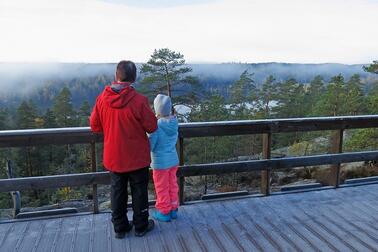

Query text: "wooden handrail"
[2, 115, 378, 147]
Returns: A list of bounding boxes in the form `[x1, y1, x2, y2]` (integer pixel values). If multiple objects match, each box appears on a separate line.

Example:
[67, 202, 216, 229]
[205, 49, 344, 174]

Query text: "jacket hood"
[158, 116, 178, 136]
[103, 85, 136, 108]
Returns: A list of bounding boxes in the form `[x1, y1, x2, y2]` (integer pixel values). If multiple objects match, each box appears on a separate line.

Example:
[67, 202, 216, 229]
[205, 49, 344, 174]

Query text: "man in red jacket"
[90, 60, 157, 238]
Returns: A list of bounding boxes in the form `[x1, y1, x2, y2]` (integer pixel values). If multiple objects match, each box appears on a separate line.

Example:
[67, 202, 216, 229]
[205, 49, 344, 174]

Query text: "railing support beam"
[178, 137, 185, 205]
[261, 133, 271, 195]
[329, 129, 344, 187]
[91, 141, 99, 214]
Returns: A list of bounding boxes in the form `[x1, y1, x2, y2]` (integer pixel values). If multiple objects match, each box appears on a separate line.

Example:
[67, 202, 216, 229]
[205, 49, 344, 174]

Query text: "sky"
[0, 0, 377, 64]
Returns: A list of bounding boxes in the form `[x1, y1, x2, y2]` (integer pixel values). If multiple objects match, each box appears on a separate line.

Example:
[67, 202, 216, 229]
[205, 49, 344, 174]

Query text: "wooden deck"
[1, 184, 378, 252]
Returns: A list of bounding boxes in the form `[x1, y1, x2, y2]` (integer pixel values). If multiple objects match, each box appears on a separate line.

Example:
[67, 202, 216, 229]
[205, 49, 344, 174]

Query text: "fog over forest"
[0, 62, 375, 101]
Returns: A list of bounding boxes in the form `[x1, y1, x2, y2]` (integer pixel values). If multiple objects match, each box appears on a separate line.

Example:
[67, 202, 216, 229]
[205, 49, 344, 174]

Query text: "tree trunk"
[164, 64, 172, 97]
[26, 147, 33, 177]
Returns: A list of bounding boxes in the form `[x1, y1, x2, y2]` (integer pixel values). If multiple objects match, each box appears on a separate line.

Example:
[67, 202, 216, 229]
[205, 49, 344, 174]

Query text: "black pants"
[110, 167, 149, 233]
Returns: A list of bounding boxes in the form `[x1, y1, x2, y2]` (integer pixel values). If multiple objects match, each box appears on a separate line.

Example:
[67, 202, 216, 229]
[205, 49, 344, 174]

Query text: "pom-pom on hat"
[154, 94, 172, 117]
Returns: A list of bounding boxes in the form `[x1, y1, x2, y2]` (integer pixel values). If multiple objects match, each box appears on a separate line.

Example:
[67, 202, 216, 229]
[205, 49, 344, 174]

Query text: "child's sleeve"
[90, 100, 103, 133]
[148, 130, 158, 152]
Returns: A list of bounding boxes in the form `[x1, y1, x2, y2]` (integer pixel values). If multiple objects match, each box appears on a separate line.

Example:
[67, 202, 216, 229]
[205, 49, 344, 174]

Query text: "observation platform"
[1, 183, 378, 252]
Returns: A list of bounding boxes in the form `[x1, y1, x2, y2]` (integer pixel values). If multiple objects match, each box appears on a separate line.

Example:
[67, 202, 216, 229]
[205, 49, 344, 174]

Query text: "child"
[149, 94, 179, 222]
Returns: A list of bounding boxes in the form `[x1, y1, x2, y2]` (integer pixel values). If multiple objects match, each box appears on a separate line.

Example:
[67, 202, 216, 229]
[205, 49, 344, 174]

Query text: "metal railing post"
[91, 141, 99, 214]
[261, 133, 272, 195]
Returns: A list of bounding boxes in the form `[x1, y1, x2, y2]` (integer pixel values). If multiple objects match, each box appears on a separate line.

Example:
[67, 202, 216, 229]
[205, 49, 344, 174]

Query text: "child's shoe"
[152, 210, 171, 222]
[170, 209, 178, 219]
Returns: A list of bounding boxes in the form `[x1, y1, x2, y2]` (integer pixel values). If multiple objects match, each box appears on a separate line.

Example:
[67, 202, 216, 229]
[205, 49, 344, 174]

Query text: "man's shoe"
[170, 209, 178, 219]
[135, 219, 155, 237]
[115, 232, 126, 239]
[115, 221, 133, 239]
[152, 210, 171, 222]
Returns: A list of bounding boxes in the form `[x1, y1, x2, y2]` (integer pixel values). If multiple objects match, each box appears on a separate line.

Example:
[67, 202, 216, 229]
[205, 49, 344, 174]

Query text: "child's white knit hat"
[154, 94, 172, 117]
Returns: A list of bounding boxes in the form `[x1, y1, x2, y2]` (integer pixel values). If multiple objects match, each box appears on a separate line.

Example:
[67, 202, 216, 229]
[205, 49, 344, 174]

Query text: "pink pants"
[152, 166, 179, 215]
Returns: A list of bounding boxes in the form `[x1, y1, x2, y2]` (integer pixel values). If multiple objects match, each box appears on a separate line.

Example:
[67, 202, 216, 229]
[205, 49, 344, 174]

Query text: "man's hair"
[116, 60, 137, 82]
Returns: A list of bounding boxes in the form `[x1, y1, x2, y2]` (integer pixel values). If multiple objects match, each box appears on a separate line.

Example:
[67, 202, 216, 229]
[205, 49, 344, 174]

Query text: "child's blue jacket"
[149, 116, 179, 169]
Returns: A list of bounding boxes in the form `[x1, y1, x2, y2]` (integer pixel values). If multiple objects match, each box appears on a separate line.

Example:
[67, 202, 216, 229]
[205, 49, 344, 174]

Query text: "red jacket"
[90, 84, 157, 173]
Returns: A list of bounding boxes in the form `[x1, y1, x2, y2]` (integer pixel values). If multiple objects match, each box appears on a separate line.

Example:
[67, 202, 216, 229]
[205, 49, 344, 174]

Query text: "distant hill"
[0, 62, 376, 109]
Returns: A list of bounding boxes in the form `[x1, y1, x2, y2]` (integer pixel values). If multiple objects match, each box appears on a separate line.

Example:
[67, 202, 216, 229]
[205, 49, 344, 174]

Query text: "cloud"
[100, 0, 219, 8]
[0, 0, 377, 63]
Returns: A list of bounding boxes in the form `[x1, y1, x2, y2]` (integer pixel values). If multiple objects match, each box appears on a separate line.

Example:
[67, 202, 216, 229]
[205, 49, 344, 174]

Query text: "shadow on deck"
[1, 184, 378, 252]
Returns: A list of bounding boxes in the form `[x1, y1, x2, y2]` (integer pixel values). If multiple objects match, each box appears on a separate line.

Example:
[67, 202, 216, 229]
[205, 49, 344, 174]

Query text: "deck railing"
[1, 115, 378, 213]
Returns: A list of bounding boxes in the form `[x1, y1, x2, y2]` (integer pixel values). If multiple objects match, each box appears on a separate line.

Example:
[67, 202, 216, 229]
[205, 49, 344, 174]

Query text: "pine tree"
[15, 100, 41, 181]
[43, 109, 58, 128]
[275, 78, 305, 118]
[363, 60, 378, 74]
[229, 70, 255, 117]
[78, 100, 90, 127]
[255, 75, 278, 118]
[52, 87, 76, 127]
[0, 108, 9, 130]
[307, 75, 325, 115]
[140, 48, 201, 104]
[345, 74, 365, 115]
[315, 74, 346, 116]
[17, 100, 38, 129]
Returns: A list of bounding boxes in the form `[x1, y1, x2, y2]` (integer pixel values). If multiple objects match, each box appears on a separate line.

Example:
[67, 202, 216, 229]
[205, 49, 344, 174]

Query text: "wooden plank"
[291, 203, 364, 251]
[250, 199, 314, 252]
[262, 195, 337, 252]
[195, 202, 247, 251]
[54, 216, 79, 252]
[232, 199, 289, 251]
[154, 218, 184, 252]
[0, 127, 102, 147]
[36, 218, 63, 252]
[261, 133, 271, 195]
[338, 201, 378, 237]
[267, 196, 344, 251]
[214, 201, 266, 252]
[180, 205, 224, 251]
[178, 115, 378, 138]
[313, 204, 378, 251]
[0, 172, 110, 192]
[69, 214, 92, 252]
[0, 223, 13, 250]
[0, 222, 29, 251]
[18, 221, 45, 252]
[2, 115, 378, 147]
[169, 206, 205, 252]
[92, 214, 109, 252]
[206, 201, 260, 252]
[238, 197, 300, 251]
